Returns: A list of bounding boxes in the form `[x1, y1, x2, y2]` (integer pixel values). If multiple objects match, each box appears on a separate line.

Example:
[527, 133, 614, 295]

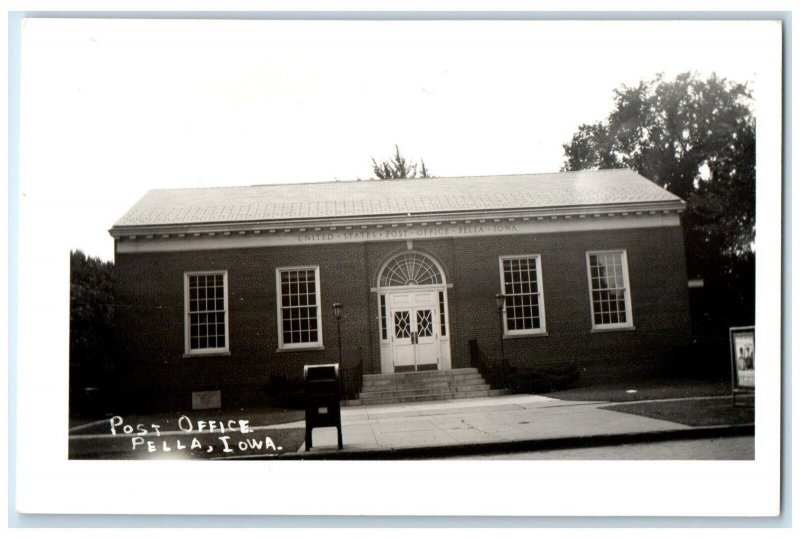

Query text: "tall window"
[499, 255, 546, 335]
[277, 266, 323, 349]
[379, 294, 388, 340]
[586, 250, 633, 329]
[438, 291, 447, 337]
[184, 271, 229, 355]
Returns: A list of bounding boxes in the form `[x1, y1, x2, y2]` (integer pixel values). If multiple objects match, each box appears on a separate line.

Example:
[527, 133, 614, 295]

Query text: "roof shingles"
[113, 169, 682, 229]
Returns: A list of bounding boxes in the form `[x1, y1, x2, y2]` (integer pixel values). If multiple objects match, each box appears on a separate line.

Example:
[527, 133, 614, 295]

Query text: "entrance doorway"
[377, 252, 452, 373]
[390, 290, 440, 372]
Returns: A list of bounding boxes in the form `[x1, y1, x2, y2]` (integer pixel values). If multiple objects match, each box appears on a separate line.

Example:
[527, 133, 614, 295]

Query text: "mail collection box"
[303, 363, 343, 450]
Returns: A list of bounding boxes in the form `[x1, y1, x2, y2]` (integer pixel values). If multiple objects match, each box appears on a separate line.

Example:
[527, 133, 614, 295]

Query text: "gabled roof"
[111, 169, 683, 234]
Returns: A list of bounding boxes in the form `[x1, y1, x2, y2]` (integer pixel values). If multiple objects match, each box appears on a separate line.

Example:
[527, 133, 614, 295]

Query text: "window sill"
[276, 346, 326, 353]
[183, 350, 231, 358]
[590, 326, 636, 333]
[503, 332, 548, 340]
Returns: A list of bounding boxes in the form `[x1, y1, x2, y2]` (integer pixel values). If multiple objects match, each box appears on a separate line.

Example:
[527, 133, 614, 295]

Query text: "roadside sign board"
[729, 326, 755, 406]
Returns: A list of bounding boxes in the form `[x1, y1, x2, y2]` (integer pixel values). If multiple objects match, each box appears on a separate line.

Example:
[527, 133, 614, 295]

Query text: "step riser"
[363, 371, 483, 381]
[361, 375, 485, 389]
[356, 367, 506, 406]
[342, 389, 510, 407]
[360, 389, 503, 405]
[361, 382, 486, 393]
[359, 384, 491, 399]
[363, 368, 478, 380]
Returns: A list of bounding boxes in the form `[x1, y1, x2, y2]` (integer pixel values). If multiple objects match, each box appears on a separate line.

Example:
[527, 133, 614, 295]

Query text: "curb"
[259, 424, 754, 460]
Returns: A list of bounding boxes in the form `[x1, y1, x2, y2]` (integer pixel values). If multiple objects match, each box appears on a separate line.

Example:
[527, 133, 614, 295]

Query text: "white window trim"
[585, 249, 634, 331]
[498, 254, 547, 336]
[276, 265, 324, 350]
[184, 270, 230, 356]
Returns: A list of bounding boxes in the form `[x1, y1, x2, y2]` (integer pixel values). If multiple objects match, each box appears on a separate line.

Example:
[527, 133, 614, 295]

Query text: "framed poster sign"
[730, 326, 755, 403]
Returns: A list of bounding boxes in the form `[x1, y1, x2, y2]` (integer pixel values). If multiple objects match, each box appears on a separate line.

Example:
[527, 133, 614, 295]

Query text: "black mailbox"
[303, 363, 343, 450]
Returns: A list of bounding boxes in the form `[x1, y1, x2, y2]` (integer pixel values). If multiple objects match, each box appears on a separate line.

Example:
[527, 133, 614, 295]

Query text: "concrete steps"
[359, 383, 492, 399]
[361, 375, 486, 390]
[348, 367, 510, 406]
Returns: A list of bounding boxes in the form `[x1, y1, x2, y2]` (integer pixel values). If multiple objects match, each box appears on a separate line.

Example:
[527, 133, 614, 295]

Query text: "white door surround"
[376, 252, 452, 374]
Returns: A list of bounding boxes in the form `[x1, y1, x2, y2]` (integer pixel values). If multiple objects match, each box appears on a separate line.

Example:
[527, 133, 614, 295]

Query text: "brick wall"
[113, 243, 374, 411]
[113, 225, 690, 411]
[447, 226, 691, 384]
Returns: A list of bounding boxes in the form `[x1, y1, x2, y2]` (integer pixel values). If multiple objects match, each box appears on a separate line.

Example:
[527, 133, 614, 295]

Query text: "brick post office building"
[110, 169, 691, 411]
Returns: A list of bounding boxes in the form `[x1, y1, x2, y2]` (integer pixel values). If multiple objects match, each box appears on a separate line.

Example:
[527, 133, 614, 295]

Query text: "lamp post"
[495, 293, 507, 388]
[332, 303, 343, 366]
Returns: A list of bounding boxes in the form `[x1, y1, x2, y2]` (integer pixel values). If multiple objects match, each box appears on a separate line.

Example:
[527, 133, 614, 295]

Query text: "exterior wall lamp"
[332, 303, 343, 366]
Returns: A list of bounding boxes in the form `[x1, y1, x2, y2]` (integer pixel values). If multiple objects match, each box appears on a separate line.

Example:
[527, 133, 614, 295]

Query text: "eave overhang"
[109, 199, 685, 240]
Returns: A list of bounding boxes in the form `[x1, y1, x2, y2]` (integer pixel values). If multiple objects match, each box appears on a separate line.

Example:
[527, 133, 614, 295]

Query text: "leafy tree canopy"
[562, 72, 755, 265]
[563, 73, 757, 338]
[372, 145, 430, 179]
[70, 249, 116, 403]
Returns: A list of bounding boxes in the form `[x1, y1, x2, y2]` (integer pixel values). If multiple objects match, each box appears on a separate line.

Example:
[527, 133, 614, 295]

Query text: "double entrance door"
[389, 290, 441, 372]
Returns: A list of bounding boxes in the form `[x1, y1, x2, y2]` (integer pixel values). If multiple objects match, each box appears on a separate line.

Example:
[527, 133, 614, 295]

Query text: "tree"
[688, 119, 755, 259]
[562, 72, 756, 365]
[371, 145, 431, 179]
[562, 72, 754, 262]
[70, 249, 116, 416]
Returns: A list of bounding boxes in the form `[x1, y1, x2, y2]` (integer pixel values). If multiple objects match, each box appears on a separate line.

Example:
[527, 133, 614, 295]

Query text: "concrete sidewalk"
[253, 394, 753, 460]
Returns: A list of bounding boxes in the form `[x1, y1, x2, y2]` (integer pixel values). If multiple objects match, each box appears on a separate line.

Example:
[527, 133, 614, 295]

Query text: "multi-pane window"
[379, 294, 388, 340]
[438, 291, 447, 337]
[380, 253, 443, 287]
[587, 250, 633, 329]
[277, 267, 322, 349]
[499, 255, 546, 335]
[185, 271, 229, 354]
[417, 309, 434, 337]
[394, 311, 411, 339]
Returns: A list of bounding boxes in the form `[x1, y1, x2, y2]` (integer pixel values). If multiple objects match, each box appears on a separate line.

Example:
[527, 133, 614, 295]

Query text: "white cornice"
[113, 206, 684, 254]
[109, 199, 685, 240]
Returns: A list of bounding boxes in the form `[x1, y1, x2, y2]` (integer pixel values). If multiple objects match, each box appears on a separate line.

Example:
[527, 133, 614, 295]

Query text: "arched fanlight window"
[379, 253, 443, 287]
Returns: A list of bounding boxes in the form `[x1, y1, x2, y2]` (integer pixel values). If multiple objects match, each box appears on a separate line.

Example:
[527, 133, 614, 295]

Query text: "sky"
[20, 19, 768, 261]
